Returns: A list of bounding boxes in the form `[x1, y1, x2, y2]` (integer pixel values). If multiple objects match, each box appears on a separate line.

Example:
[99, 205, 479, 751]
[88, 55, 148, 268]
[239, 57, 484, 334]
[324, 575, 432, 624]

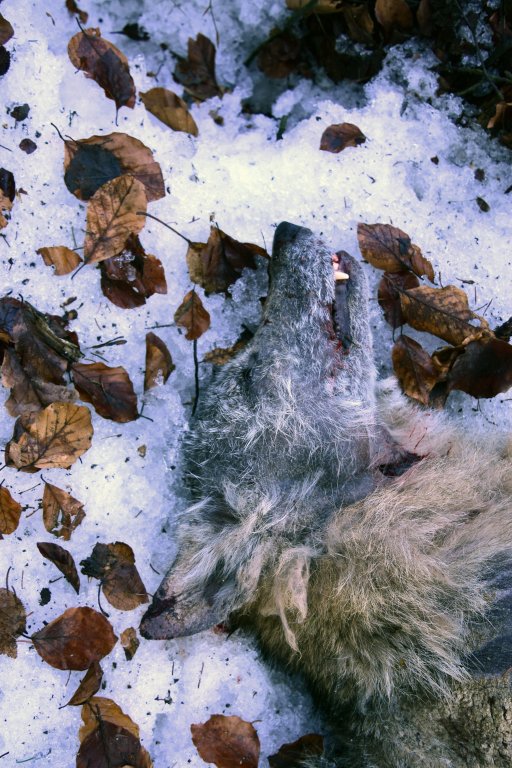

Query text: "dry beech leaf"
[66, 661, 103, 706]
[399, 285, 489, 346]
[357, 223, 434, 280]
[120, 627, 140, 660]
[392, 335, 440, 405]
[78, 697, 153, 768]
[43, 481, 86, 540]
[0, 14, 14, 45]
[0, 168, 15, 229]
[444, 337, 512, 399]
[141, 87, 198, 135]
[80, 696, 140, 742]
[0, 485, 22, 535]
[83, 174, 147, 264]
[257, 33, 302, 79]
[64, 132, 165, 202]
[32, 607, 116, 670]
[377, 271, 420, 328]
[100, 233, 167, 309]
[145, 332, 175, 391]
[72, 362, 138, 423]
[174, 33, 223, 101]
[191, 714, 260, 768]
[37, 541, 80, 593]
[375, 0, 414, 36]
[67, 28, 136, 111]
[5, 402, 93, 472]
[80, 541, 149, 611]
[174, 291, 210, 341]
[37, 246, 82, 275]
[186, 227, 266, 294]
[204, 330, 252, 366]
[0, 587, 26, 658]
[268, 734, 324, 767]
[320, 123, 366, 153]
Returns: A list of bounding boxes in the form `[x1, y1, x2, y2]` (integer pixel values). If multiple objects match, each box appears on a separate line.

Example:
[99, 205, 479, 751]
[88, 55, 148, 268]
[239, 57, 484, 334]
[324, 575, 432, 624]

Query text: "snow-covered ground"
[1, 0, 511, 765]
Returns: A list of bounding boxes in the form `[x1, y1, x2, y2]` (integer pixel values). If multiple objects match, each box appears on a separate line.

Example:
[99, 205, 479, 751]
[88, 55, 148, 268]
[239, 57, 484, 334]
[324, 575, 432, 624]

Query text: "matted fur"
[141, 223, 512, 766]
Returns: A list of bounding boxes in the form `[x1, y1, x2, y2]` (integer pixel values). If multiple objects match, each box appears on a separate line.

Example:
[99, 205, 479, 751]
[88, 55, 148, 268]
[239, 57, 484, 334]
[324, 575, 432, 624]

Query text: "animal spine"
[141, 222, 512, 766]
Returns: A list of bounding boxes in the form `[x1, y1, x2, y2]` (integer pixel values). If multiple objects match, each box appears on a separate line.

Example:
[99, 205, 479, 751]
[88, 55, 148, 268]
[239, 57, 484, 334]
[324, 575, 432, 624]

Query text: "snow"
[0, 0, 511, 765]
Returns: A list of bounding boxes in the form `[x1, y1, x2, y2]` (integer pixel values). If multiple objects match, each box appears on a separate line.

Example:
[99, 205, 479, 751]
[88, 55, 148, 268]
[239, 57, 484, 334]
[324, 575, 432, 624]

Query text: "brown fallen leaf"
[341, 3, 375, 44]
[64, 132, 165, 202]
[357, 223, 435, 280]
[144, 332, 175, 390]
[72, 361, 138, 422]
[120, 627, 140, 660]
[444, 337, 512, 399]
[32, 607, 117, 670]
[80, 696, 140, 742]
[78, 697, 153, 768]
[0, 587, 26, 658]
[320, 123, 366, 153]
[19, 138, 37, 155]
[42, 481, 85, 540]
[37, 246, 82, 275]
[65, 0, 88, 24]
[257, 33, 302, 79]
[399, 285, 489, 346]
[67, 27, 136, 111]
[187, 227, 266, 294]
[100, 233, 167, 309]
[375, 0, 414, 38]
[0, 167, 15, 229]
[392, 335, 440, 405]
[141, 87, 198, 135]
[80, 542, 149, 611]
[203, 329, 253, 366]
[0, 484, 22, 535]
[268, 734, 324, 767]
[191, 714, 260, 768]
[83, 175, 148, 264]
[174, 33, 223, 101]
[0, 14, 14, 45]
[66, 661, 103, 706]
[5, 402, 93, 472]
[377, 271, 420, 328]
[174, 290, 210, 341]
[2, 347, 78, 416]
[37, 541, 80, 593]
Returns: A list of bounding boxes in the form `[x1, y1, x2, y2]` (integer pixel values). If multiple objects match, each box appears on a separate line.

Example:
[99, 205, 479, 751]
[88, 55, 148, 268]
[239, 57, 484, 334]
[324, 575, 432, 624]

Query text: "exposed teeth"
[334, 269, 349, 281]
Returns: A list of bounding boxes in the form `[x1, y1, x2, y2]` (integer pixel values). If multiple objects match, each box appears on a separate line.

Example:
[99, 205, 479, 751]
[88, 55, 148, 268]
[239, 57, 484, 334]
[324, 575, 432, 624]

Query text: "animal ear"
[140, 556, 236, 640]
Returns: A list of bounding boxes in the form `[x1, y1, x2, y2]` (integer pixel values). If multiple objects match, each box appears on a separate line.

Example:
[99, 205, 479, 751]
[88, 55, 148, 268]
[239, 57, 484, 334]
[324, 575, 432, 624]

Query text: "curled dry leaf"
[80, 541, 149, 611]
[64, 132, 165, 202]
[145, 332, 175, 391]
[5, 402, 93, 472]
[377, 271, 420, 328]
[66, 661, 103, 706]
[0, 587, 26, 658]
[191, 714, 260, 768]
[357, 223, 435, 280]
[37, 541, 80, 593]
[174, 33, 223, 101]
[174, 290, 210, 341]
[268, 734, 324, 768]
[83, 174, 147, 264]
[140, 87, 198, 135]
[67, 27, 136, 111]
[187, 226, 266, 294]
[32, 607, 117, 670]
[320, 123, 366, 153]
[399, 284, 489, 346]
[72, 361, 138, 422]
[0, 167, 15, 229]
[392, 335, 440, 405]
[120, 626, 140, 660]
[78, 697, 153, 768]
[0, 485, 22, 535]
[444, 337, 512, 399]
[100, 233, 167, 309]
[37, 246, 82, 275]
[43, 481, 85, 540]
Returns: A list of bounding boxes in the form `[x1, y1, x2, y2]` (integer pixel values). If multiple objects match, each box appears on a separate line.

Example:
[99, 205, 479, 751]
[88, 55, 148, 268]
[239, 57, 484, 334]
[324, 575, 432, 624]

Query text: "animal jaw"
[141, 222, 512, 767]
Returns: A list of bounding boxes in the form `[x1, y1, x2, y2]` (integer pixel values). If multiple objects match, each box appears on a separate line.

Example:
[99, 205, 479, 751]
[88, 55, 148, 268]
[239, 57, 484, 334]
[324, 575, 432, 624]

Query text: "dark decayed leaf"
[191, 714, 260, 768]
[377, 271, 420, 328]
[100, 233, 167, 309]
[19, 138, 37, 154]
[66, 661, 103, 706]
[0, 485, 22, 535]
[174, 291, 210, 341]
[392, 335, 440, 405]
[80, 542, 149, 611]
[320, 123, 366, 153]
[144, 332, 174, 390]
[37, 541, 80, 593]
[67, 28, 135, 111]
[32, 607, 117, 670]
[65, 0, 88, 24]
[0, 167, 15, 228]
[444, 337, 512, 399]
[257, 33, 302, 79]
[77, 697, 153, 768]
[0, 47, 11, 77]
[0, 14, 14, 45]
[0, 588, 26, 658]
[375, 0, 414, 39]
[71, 362, 138, 422]
[174, 33, 223, 101]
[268, 734, 324, 767]
[1, 347, 78, 417]
[42, 481, 85, 540]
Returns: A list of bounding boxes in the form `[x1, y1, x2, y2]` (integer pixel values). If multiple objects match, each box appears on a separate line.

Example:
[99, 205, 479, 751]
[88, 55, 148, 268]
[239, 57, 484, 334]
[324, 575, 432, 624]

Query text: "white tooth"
[334, 270, 349, 281]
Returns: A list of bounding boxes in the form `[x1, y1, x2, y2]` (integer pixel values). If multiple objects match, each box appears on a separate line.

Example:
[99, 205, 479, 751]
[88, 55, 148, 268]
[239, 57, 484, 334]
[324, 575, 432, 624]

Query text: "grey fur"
[141, 222, 512, 766]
